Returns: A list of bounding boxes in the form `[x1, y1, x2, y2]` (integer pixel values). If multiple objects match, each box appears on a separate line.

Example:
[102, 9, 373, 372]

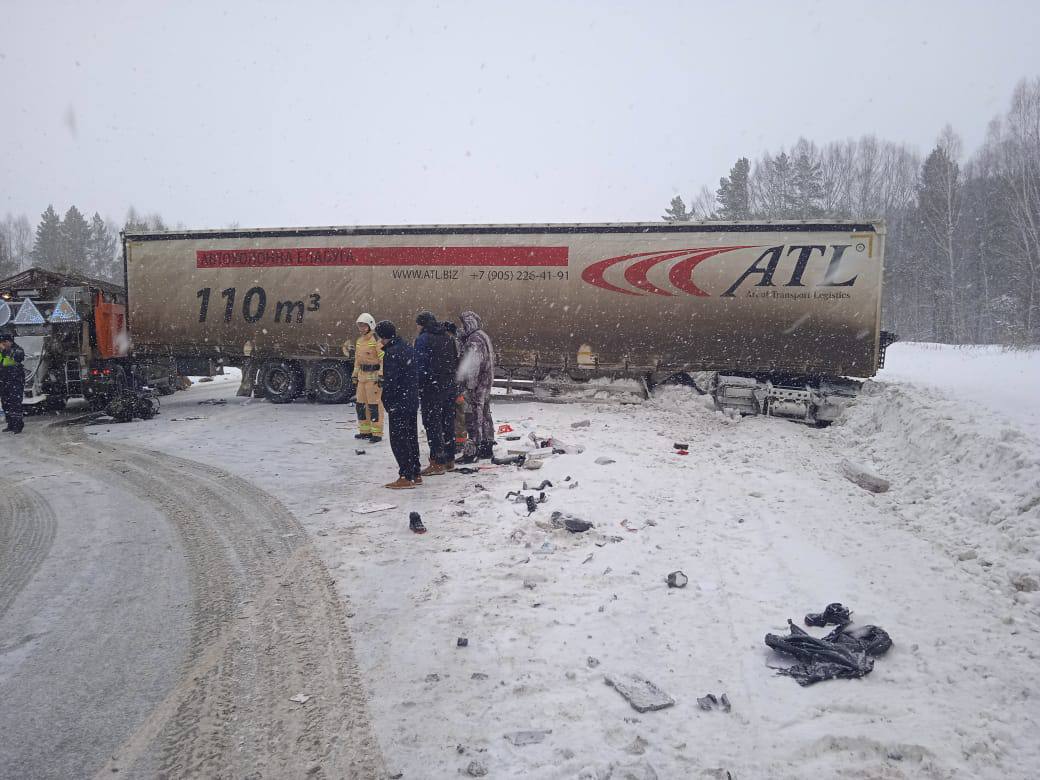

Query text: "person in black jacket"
[0, 330, 26, 434]
[413, 311, 459, 475]
[374, 320, 422, 489]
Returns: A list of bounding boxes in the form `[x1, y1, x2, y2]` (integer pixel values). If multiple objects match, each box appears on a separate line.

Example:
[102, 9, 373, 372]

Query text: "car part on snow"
[765, 618, 893, 686]
[595, 456, 616, 465]
[355, 449, 366, 455]
[106, 389, 159, 423]
[457, 637, 468, 648]
[492, 453, 526, 466]
[666, 571, 689, 588]
[605, 674, 676, 713]
[409, 511, 427, 534]
[673, 442, 689, 450]
[697, 694, 718, 711]
[841, 460, 891, 493]
[497, 424, 514, 434]
[522, 458, 543, 470]
[524, 480, 553, 491]
[712, 373, 863, 426]
[454, 466, 479, 474]
[564, 517, 593, 533]
[465, 760, 489, 777]
[525, 496, 538, 514]
[571, 419, 591, 428]
[805, 602, 852, 627]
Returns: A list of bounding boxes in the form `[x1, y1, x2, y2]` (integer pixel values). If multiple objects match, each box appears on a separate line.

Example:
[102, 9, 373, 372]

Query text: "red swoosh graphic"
[668, 246, 754, 296]
[583, 245, 755, 296]
[581, 250, 678, 296]
[623, 250, 693, 296]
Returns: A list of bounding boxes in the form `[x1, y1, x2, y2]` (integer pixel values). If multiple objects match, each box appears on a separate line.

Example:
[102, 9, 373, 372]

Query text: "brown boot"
[420, 462, 446, 477]
[384, 476, 416, 489]
[413, 476, 424, 485]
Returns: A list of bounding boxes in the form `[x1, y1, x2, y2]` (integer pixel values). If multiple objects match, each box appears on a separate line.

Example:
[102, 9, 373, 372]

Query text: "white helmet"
[356, 312, 376, 331]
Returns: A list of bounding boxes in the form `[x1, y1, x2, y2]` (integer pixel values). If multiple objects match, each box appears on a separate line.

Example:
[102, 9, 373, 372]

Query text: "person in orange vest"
[352, 313, 384, 443]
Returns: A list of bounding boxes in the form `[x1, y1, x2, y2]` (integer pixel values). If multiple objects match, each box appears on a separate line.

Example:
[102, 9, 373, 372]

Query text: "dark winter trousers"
[420, 389, 457, 464]
[387, 404, 421, 481]
[464, 391, 494, 448]
[0, 369, 24, 433]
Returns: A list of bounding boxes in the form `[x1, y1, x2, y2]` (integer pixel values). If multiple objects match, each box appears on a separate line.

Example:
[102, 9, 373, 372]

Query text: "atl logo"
[582, 244, 862, 297]
[580, 246, 751, 296]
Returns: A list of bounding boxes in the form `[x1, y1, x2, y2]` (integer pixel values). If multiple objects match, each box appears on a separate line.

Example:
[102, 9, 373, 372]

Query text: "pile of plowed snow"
[836, 376, 1040, 612]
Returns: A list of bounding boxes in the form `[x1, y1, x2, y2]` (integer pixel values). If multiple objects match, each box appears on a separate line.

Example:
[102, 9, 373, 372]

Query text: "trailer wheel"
[261, 360, 303, 404]
[312, 360, 353, 404]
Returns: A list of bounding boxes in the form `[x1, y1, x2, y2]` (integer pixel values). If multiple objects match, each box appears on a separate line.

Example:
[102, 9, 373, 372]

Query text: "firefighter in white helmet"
[352, 313, 384, 442]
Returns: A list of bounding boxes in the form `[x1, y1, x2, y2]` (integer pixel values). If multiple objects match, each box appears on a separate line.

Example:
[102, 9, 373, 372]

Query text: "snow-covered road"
[75, 344, 1040, 779]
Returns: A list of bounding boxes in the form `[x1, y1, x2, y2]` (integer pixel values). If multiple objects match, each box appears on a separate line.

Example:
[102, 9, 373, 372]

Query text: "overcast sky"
[2, 0, 1039, 229]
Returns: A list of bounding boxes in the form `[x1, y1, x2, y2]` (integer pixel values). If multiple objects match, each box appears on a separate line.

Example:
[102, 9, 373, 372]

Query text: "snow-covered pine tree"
[61, 205, 91, 276]
[31, 205, 64, 270]
[662, 195, 690, 222]
[715, 158, 751, 219]
[87, 212, 119, 280]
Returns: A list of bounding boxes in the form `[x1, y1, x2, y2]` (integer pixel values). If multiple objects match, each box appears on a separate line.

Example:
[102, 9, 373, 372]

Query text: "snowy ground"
[85, 343, 1040, 779]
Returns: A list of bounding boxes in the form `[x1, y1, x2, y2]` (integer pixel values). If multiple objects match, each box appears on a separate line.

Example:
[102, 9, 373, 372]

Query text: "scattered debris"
[765, 618, 893, 686]
[466, 760, 489, 777]
[522, 458, 544, 470]
[605, 674, 676, 712]
[805, 602, 852, 627]
[533, 540, 555, 556]
[524, 480, 553, 491]
[471, 672, 489, 681]
[568, 481, 579, 489]
[564, 475, 572, 482]
[455, 467, 479, 474]
[504, 434, 522, 441]
[697, 693, 731, 712]
[526, 496, 538, 514]
[587, 656, 600, 668]
[409, 512, 427, 534]
[497, 424, 515, 434]
[673, 442, 689, 450]
[289, 693, 311, 704]
[582, 553, 594, 564]
[355, 449, 366, 455]
[841, 460, 891, 493]
[197, 376, 215, 383]
[492, 453, 526, 466]
[571, 419, 591, 428]
[523, 579, 537, 590]
[425, 673, 440, 683]
[666, 571, 689, 588]
[457, 637, 469, 648]
[504, 729, 552, 746]
[565, 517, 593, 533]
[353, 502, 396, 514]
[595, 456, 616, 465]
[197, 398, 227, 405]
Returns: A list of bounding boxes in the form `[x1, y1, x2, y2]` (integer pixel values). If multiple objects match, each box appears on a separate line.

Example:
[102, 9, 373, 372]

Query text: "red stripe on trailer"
[196, 246, 569, 269]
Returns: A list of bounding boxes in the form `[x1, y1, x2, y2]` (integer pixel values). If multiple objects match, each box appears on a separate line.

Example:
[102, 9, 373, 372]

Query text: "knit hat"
[374, 320, 397, 340]
[415, 311, 438, 329]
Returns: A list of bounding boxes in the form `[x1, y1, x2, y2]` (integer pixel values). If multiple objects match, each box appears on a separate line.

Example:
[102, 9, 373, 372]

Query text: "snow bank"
[879, 342, 1040, 439]
[837, 377, 1040, 612]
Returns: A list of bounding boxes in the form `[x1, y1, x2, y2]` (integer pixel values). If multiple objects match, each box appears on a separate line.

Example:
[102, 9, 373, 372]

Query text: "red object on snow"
[497, 424, 514, 434]
[676, 450, 689, 456]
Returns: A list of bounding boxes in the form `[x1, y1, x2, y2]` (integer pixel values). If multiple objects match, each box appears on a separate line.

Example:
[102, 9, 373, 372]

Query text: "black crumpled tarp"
[765, 618, 893, 686]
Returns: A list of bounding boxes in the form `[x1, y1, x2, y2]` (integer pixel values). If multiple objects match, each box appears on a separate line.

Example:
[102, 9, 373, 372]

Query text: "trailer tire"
[261, 360, 303, 404]
[312, 360, 353, 404]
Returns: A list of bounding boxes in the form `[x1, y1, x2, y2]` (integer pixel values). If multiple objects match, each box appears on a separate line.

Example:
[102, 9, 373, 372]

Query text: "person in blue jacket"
[374, 320, 422, 489]
[413, 311, 460, 475]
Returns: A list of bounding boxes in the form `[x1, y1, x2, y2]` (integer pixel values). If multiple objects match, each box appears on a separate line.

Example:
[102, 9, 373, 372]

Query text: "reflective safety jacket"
[352, 333, 383, 380]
